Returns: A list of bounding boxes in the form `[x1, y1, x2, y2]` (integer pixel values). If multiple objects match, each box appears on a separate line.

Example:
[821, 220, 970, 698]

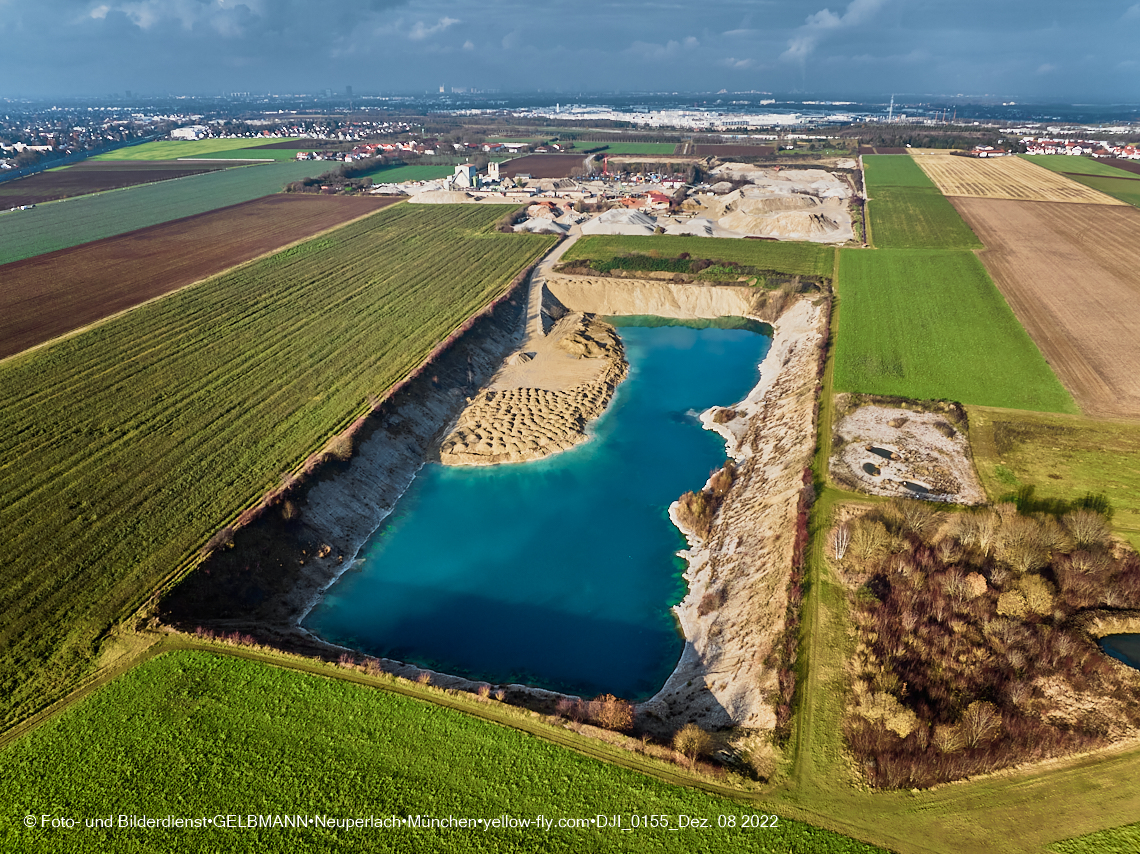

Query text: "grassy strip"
[0, 649, 887, 854]
[1020, 155, 1140, 179]
[0, 161, 334, 264]
[967, 405, 1140, 551]
[862, 155, 938, 189]
[833, 249, 1075, 412]
[0, 204, 554, 729]
[590, 143, 680, 155]
[562, 235, 835, 279]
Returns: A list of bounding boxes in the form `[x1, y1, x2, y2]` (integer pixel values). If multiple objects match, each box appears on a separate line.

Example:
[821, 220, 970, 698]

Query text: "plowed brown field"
[916, 154, 1124, 204]
[0, 160, 234, 208]
[954, 197, 1140, 418]
[0, 194, 398, 360]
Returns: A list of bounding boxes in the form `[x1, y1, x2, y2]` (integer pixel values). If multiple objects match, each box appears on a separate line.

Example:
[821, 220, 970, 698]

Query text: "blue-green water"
[1099, 634, 1140, 671]
[304, 320, 772, 700]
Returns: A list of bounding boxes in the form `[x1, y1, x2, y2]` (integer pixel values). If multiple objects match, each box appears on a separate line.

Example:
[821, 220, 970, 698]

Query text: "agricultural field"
[0, 160, 331, 264]
[953, 197, 1140, 418]
[0, 204, 555, 728]
[591, 142, 681, 155]
[92, 139, 295, 161]
[359, 163, 457, 182]
[862, 154, 938, 188]
[563, 235, 836, 279]
[0, 650, 884, 854]
[1019, 155, 1140, 208]
[864, 188, 981, 249]
[912, 153, 1123, 204]
[833, 248, 1075, 412]
[498, 154, 585, 178]
[0, 195, 397, 360]
[691, 144, 776, 157]
[968, 406, 1140, 550]
[0, 161, 234, 208]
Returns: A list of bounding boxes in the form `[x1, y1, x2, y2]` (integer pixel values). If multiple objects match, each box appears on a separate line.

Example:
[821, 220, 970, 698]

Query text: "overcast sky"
[1, 0, 1138, 101]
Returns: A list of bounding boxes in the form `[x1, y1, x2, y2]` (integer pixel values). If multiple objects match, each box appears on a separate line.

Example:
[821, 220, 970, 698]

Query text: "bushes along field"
[0, 204, 554, 728]
[862, 155, 980, 249]
[968, 406, 1140, 551]
[563, 235, 835, 280]
[0, 651, 886, 853]
[0, 160, 333, 264]
[834, 248, 1075, 412]
[838, 499, 1140, 789]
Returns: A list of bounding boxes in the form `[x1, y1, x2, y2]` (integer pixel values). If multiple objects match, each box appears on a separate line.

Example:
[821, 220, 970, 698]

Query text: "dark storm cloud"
[1, 0, 1138, 100]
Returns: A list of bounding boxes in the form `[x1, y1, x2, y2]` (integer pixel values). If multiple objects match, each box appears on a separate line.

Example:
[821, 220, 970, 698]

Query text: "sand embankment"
[545, 273, 762, 319]
[440, 313, 627, 465]
[638, 298, 827, 733]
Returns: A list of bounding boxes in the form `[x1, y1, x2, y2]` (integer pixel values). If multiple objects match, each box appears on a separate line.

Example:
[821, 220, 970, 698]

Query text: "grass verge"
[968, 405, 1140, 550]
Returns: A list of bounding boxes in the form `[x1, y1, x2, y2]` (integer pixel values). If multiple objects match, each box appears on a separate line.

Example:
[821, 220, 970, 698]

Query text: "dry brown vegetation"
[674, 461, 737, 539]
[837, 498, 1140, 789]
[0, 194, 397, 360]
[913, 154, 1123, 203]
[954, 198, 1140, 418]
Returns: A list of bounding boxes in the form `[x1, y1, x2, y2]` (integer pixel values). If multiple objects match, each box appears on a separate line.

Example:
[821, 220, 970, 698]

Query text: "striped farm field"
[834, 248, 1075, 412]
[1021, 155, 1140, 208]
[0, 160, 331, 264]
[0, 204, 555, 728]
[0, 194, 398, 360]
[92, 139, 295, 161]
[912, 154, 1124, 204]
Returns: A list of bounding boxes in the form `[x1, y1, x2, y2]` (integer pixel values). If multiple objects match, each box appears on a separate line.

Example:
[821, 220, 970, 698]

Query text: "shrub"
[590, 694, 634, 731]
[673, 723, 713, 768]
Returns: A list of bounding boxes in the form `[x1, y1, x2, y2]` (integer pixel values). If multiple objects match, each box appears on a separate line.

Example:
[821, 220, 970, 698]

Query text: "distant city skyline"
[1, 1, 1138, 102]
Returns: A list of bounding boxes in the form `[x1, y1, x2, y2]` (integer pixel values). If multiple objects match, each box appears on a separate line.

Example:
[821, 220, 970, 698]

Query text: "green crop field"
[93, 139, 288, 161]
[0, 650, 884, 853]
[0, 204, 554, 728]
[968, 406, 1140, 550]
[591, 143, 679, 155]
[359, 163, 457, 182]
[563, 235, 835, 279]
[0, 161, 331, 264]
[1019, 154, 1140, 207]
[862, 154, 979, 249]
[861, 155, 937, 188]
[865, 187, 981, 249]
[833, 249, 1075, 411]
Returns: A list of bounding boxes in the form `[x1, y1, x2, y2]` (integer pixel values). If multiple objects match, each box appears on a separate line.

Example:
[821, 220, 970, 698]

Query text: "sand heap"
[581, 208, 658, 236]
[514, 218, 569, 235]
[681, 164, 855, 243]
[439, 313, 627, 466]
[407, 189, 475, 204]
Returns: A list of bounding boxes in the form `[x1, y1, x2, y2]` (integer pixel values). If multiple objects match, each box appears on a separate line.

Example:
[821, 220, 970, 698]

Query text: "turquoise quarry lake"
[304, 319, 772, 700]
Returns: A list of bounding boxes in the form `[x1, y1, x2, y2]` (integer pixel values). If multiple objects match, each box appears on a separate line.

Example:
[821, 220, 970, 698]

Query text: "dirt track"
[954, 197, 1140, 418]
[0, 194, 397, 360]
